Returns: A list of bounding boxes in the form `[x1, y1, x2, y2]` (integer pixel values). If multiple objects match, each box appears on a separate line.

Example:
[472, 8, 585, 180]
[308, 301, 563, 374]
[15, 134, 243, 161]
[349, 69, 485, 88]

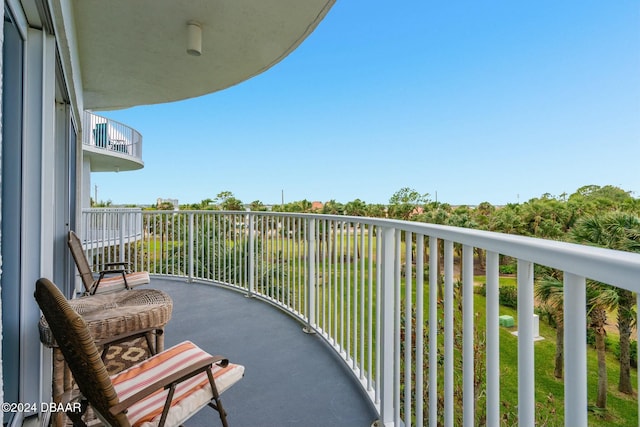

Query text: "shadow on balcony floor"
[150, 277, 379, 427]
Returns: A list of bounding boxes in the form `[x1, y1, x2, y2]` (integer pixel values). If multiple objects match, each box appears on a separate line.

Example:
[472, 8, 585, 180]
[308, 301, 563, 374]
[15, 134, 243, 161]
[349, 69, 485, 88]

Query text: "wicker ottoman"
[38, 288, 173, 427]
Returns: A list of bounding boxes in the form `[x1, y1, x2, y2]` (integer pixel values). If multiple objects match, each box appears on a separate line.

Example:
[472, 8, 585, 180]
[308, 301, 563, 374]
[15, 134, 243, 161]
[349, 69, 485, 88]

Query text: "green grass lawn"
[494, 301, 637, 426]
[475, 274, 517, 287]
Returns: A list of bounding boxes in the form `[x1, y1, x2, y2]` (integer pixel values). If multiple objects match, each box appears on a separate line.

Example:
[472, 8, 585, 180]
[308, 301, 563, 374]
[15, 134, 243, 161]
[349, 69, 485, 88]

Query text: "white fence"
[80, 208, 144, 267]
[81, 210, 640, 427]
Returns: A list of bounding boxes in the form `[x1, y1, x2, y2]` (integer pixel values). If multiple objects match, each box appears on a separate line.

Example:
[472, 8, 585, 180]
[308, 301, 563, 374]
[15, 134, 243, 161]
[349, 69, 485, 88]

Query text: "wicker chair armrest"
[109, 355, 228, 416]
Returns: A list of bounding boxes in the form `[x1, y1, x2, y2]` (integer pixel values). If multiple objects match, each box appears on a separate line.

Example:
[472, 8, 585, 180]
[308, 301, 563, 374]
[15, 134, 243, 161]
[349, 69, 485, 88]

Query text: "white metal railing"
[80, 208, 144, 267]
[82, 111, 143, 160]
[81, 210, 640, 427]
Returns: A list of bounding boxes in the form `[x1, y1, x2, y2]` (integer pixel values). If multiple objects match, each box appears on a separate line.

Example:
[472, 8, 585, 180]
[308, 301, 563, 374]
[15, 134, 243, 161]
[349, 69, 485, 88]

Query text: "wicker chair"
[38, 280, 173, 427]
[35, 278, 244, 427]
[68, 230, 150, 295]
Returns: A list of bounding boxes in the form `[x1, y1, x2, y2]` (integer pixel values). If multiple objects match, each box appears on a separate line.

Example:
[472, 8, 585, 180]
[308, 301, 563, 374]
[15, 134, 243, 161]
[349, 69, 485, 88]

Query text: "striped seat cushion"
[111, 341, 244, 427]
[94, 271, 150, 294]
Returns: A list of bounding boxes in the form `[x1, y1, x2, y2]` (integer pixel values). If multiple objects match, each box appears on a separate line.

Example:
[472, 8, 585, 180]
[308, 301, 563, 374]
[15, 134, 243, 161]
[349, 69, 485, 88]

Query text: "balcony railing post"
[188, 212, 194, 282]
[517, 259, 535, 427]
[134, 209, 142, 269]
[462, 244, 474, 427]
[379, 226, 396, 427]
[101, 211, 107, 269]
[247, 214, 255, 297]
[486, 251, 500, 427]
[119, 212, 125, 264]
[444, 240, 454, 427]
[303, 218, 316, 334]
[428, 237, 438, 427]
[564, 272, 587, 426]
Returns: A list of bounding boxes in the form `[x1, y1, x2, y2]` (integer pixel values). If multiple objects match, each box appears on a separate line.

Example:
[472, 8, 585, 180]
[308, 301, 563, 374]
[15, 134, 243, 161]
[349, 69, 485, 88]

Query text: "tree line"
[176, 185, 639, 236]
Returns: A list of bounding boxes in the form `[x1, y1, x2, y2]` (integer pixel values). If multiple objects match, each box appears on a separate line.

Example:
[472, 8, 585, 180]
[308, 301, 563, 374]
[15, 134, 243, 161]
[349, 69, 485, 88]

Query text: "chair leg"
[156, 328, 165, 353]
[158, 384, 177, 427]
[52, 349, 66, 427]
[144, 332, 156, 355]
[206, 367, 229, 427]
[207, 401, 228, 427]
[65, 399, 89, 427]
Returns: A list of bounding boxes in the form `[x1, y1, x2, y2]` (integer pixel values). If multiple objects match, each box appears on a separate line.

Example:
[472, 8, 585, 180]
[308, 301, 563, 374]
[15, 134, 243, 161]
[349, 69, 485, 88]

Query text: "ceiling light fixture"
[187, 21, 202, 56]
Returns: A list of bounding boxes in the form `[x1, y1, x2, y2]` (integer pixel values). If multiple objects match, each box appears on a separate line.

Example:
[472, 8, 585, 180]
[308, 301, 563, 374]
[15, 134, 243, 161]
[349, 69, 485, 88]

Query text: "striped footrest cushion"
[94, 271, 151, 293]
[111, 341, 244, 427]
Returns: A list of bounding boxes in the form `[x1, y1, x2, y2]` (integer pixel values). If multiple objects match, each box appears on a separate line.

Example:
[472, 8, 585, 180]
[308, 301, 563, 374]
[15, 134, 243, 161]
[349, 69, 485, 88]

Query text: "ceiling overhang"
[70, 0, 335, 110]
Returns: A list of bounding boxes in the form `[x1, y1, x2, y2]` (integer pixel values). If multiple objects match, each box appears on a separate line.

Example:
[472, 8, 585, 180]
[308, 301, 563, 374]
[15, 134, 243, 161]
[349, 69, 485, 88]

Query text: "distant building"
[312, 201, 324, 211]
[157, 198, 179, 210]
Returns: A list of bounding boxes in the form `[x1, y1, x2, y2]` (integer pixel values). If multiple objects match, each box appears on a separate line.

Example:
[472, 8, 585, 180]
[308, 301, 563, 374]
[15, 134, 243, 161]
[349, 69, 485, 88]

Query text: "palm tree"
[488, 205, 523, 235]
[534, 274, 564, 379]
[344, 198, 367, 216]
[322, 199, 344, 215]
[573, 212, 640, 395]
[587, 281, 617, 408]
[249, 200, 267, 211]
[365, 203, 387, 218]
[297, 199, 313, 213]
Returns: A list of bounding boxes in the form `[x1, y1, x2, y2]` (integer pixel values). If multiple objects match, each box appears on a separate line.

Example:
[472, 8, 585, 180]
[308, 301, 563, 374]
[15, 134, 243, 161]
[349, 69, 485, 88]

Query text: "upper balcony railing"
[80, 210, 640, 427]
[82, 111, 143, 160]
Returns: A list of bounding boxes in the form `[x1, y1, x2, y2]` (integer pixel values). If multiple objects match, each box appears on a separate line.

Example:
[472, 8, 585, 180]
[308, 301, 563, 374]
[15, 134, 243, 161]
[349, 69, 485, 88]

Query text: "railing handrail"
[87, 114, 137, 133]
[82, 207, 142, 213]
[83, 207, 143, 212]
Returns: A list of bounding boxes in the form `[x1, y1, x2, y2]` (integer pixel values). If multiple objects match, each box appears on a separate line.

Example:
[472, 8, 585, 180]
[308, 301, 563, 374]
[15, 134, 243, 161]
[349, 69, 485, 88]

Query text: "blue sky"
[97, 1, 640, 207]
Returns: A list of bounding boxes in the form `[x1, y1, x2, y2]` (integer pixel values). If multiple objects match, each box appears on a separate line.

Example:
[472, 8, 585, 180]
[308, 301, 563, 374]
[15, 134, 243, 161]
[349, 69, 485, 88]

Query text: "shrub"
[476, 282, 486, 296]
[604, 335, 615, 352]
[474, 283, 518, 309]
[499, 286, 518, 309]
[499, 263, 517, 274]
[611, 339, 638, 367]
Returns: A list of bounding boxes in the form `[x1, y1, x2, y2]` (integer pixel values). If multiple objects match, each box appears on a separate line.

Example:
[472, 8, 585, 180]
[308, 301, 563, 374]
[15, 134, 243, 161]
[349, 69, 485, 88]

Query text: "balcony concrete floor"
[150, 277, 379, 427]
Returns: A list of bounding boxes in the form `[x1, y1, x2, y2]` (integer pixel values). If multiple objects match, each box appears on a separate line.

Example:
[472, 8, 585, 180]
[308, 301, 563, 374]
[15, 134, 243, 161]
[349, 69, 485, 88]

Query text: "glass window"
[1, 7, 25, 419]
